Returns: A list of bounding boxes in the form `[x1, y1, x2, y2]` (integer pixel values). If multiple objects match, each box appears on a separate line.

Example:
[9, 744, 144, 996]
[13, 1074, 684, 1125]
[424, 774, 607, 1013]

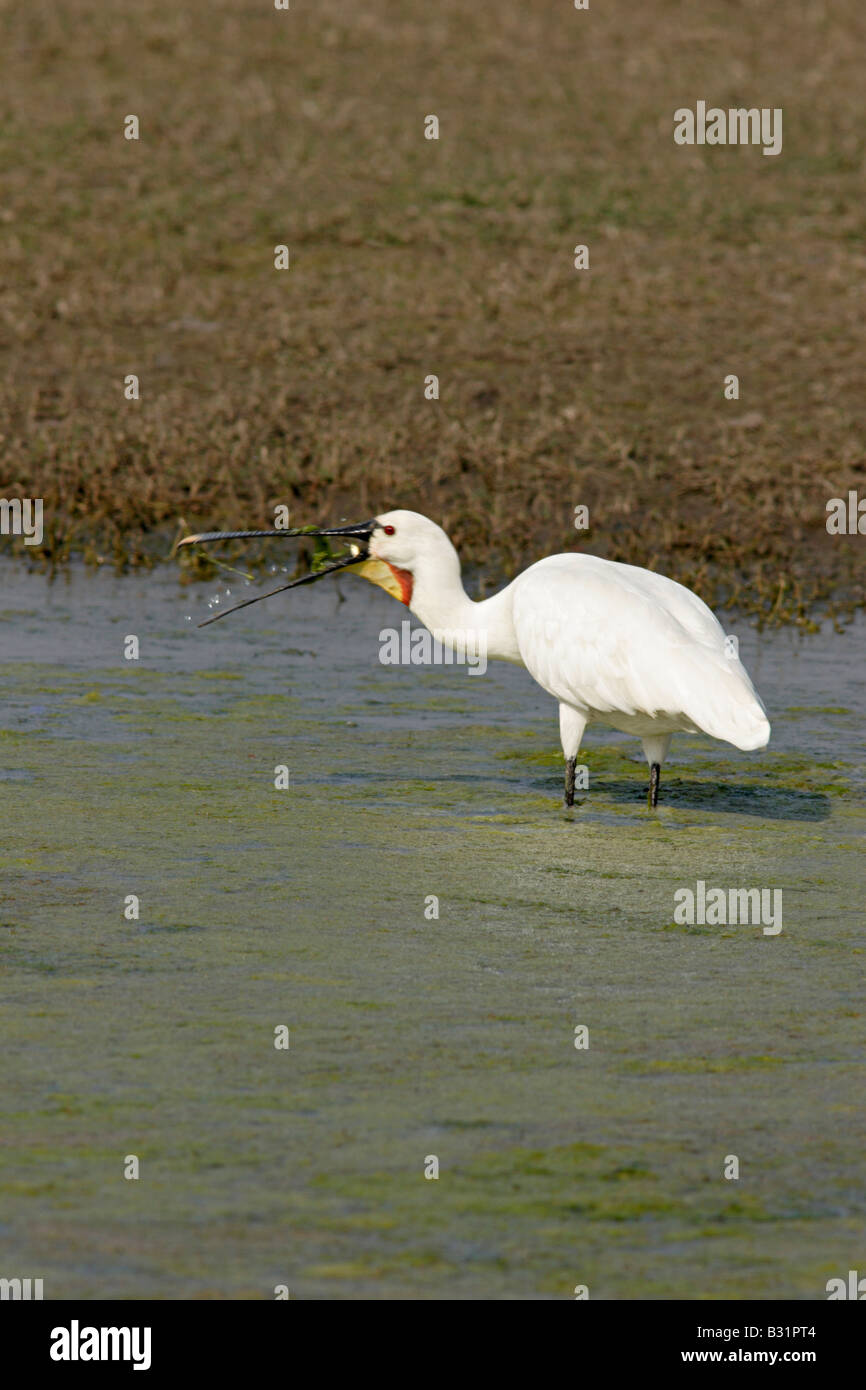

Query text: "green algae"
[1, 572, 865, 1299]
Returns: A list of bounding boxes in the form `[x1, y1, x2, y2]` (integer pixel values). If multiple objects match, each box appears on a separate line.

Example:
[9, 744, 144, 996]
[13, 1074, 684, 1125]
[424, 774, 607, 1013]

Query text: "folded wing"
[511, 555, 770, 750]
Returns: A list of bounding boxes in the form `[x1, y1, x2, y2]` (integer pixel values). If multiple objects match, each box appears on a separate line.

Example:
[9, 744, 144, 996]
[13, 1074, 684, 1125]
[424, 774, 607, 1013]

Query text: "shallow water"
[2, 565, 864, 1299]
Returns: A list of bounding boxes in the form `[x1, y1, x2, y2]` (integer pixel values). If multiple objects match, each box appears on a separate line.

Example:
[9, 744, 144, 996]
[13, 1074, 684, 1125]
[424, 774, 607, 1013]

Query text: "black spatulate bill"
[178, 521, 377, 627]
[177, 521, 376, 548]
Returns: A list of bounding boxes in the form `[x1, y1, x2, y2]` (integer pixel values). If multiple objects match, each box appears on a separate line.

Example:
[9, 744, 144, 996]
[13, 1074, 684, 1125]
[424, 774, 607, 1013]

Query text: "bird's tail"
[725, 715, 771, 751]
[683, 650, 771, 751]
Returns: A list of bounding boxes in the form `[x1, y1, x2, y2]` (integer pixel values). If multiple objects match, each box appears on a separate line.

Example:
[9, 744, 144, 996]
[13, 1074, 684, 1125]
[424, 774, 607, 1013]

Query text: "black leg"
[565, 756, 576, 807]
[648, 762, 661, 808]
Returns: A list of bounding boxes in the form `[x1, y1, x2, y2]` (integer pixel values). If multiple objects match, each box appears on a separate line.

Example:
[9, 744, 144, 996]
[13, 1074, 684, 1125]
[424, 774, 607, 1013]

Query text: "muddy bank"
[2, 2, 865, 620]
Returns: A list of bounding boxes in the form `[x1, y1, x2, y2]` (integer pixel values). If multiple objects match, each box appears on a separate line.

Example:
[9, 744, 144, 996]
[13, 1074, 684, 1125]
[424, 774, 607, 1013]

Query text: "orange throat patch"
[385, 563, 414, 606]
[350, 555, 414, 606]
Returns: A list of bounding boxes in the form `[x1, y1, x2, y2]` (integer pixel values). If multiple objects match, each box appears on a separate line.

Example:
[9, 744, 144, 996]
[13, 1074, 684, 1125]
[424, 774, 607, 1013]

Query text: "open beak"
[177, 520, 377, 626]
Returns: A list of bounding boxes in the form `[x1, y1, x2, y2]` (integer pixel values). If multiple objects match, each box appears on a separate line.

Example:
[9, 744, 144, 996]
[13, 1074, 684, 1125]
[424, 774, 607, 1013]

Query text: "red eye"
[383, 524, 395, 535]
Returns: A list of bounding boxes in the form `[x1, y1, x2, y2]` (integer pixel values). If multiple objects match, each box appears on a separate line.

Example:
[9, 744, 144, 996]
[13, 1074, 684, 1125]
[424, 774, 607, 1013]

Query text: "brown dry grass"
[1, 0, 864, 622]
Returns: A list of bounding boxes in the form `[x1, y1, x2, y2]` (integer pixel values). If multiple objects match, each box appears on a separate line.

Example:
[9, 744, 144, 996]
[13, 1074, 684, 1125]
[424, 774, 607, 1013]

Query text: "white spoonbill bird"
[179, 510, 771, 807]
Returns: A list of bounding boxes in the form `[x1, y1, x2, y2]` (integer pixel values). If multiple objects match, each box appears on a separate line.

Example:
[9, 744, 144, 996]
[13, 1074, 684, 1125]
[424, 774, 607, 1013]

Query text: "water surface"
[2, 566, 864, 1299]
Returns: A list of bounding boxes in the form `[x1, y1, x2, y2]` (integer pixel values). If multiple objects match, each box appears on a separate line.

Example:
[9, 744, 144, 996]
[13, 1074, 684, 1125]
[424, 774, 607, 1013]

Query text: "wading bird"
[179, 510, 770, 807]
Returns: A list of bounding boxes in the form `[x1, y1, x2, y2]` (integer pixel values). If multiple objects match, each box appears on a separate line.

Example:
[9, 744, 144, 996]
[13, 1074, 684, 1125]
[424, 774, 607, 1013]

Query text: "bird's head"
[357, 509, 460, 605]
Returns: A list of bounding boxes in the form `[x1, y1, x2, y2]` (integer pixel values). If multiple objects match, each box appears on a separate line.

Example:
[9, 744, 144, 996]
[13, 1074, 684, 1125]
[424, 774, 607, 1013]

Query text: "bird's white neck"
[409, 568, 522, 664]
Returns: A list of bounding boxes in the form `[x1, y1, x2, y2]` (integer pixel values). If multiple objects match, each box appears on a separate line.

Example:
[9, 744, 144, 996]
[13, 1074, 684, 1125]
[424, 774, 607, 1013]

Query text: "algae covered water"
[2, 566, 864, 1299]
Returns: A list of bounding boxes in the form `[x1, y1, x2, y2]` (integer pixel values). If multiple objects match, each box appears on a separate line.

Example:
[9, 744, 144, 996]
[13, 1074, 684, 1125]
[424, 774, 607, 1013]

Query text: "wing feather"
[510, 555, 769, 749]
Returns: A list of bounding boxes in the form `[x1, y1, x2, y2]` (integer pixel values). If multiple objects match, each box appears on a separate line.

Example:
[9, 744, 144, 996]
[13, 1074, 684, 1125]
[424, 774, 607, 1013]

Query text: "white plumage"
[511, 554, 770, 750]
[361, 511, 770, 806]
